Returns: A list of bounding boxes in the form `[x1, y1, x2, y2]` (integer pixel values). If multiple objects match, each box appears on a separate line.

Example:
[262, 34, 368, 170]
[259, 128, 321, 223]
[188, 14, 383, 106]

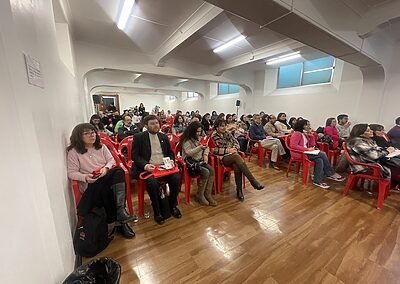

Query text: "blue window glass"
[302, 69, 332, 85]
[277, 63, 302, 88]
[277, 56, 335, 89]
[218, 83, 240, 95]
[303, 56, 334, 72]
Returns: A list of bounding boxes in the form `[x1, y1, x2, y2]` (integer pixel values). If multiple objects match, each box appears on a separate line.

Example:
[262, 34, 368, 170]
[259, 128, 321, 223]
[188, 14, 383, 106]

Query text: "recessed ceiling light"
[117, 0, 135, 30]
[213, 35, 246, 53]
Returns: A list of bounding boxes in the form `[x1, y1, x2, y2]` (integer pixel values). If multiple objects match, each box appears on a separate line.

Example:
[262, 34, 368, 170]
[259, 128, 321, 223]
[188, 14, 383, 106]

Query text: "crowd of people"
[67, 102, 400, 243]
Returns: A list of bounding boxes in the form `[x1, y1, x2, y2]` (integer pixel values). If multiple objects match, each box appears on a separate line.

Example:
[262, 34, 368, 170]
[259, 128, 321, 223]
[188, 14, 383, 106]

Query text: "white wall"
[118, 93, 167, 112]
[0, 0, 81, 282]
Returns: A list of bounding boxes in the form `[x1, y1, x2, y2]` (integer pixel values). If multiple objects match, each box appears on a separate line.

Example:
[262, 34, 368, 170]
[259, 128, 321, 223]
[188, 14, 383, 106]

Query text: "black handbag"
[381, 156, 400, 168]
[184, 156, 202, 177]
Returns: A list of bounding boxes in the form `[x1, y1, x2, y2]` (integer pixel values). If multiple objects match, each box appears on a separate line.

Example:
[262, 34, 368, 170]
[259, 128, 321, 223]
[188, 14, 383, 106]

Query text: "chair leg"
[125, 175, 134, 215]
[295, 161, 301, 174]
[286, 159, 293, 177]
[138, 179, 145, 217]
[184, 174, 191, 205]
[343, 175, 356, 195]
[302, 164, 309, 185]
[377, 181, 387, 209]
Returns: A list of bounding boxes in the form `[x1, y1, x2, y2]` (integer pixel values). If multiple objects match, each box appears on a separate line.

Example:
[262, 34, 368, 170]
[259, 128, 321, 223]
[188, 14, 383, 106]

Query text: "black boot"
[116, 223, 135, 239]
[112, 183, 135, 223]
[234, 172, 244, 202]
[152, 203, 165, 225]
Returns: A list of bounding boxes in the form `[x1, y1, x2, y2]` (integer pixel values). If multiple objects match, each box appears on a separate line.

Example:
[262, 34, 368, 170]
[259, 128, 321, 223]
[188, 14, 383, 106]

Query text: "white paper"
[304, 149, 320, 155]
[386, 150, 400, 158]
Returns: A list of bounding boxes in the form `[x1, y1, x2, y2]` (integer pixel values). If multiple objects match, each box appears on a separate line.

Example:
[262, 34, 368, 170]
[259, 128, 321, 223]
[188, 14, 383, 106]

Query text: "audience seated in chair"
[180, 121, 217, 206]
[117, 114, 140, 142]
[324, 117, 341, 146]
[90, 114, 113, 136]
[132, 115, 182, 225]
[347, 124, 400, 188]
[211, 119, 264, 201]
[171, 114, 186, 135]
[370, 124, 394, 149]
[67, 123, 135, 239]
[387, 117, 400, 149]
[290, 119, 344, 189]
[249, 114, 286, 170]
[275, 112, 292, 135]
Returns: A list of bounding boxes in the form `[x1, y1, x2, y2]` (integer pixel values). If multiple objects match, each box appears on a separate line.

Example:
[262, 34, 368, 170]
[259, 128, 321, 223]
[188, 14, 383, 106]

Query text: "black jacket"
[131, 131, 175, 178]
[117, 124, 140, 142]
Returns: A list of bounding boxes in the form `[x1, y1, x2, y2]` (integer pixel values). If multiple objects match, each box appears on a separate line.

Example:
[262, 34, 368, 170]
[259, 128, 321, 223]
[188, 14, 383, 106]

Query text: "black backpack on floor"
[73, 207, 113, 258]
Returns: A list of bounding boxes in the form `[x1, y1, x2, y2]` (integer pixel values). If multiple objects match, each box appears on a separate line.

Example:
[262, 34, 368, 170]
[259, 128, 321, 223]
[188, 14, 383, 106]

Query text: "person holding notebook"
[290, 119, 344, 189]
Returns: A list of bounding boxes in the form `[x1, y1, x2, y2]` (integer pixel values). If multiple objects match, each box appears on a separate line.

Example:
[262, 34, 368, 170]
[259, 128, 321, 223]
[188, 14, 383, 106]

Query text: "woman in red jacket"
[324, 117, 340, 146]
[290, 119, 344, 189]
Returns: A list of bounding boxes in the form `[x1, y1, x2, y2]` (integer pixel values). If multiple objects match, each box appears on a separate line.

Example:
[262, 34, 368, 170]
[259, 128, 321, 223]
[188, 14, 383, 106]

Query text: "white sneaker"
[313, 182, 330, 189]
[327, 174, 345, 182]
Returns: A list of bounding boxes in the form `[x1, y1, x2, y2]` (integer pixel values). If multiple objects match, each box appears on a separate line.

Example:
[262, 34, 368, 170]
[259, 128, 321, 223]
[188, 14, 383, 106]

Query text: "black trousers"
[145, 173, 181, 214]
[77, 167, 125, 223]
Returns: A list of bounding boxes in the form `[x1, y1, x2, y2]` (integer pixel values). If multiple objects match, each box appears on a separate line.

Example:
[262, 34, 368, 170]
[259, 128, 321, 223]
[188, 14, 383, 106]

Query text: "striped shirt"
[211, 131, 239, 156]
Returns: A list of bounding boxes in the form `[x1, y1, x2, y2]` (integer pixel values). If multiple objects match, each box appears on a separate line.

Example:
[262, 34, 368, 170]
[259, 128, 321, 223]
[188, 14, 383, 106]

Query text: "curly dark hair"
[67, 123, 101, 154]
[180, 121, 203, 144]
[213, 118, 226, 128]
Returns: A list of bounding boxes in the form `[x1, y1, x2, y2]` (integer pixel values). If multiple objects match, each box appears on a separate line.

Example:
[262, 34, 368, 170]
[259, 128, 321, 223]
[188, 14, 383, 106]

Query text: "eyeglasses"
[82, 130, 96, 136]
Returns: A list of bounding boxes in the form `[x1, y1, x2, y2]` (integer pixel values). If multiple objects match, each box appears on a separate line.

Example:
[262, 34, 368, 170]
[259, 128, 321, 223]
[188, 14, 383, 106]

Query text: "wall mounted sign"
[24, 53, 44, 88]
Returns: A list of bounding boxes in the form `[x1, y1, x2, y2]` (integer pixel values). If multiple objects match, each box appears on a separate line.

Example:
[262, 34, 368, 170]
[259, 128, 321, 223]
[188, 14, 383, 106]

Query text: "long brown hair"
[67, 123, 101, 154]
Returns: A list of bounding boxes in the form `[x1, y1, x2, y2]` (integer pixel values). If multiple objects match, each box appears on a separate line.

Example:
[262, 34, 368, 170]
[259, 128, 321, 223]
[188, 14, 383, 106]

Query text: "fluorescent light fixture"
[213, 35, 246, 53]
[117, 0, 135, 30]
[266, 51, 301, 65]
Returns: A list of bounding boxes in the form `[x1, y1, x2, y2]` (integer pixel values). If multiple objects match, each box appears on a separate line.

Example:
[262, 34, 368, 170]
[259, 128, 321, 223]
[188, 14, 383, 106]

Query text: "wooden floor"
[88, 160, 400, 283]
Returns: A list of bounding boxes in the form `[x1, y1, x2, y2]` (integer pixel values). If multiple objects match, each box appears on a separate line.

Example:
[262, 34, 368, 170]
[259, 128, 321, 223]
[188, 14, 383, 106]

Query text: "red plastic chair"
[317, 141, 340, 167]
[161, 124, 172, 134]
[98, 131, 119, 150]
[118, 136, 134, 170]
[174, 141, 216, 204]
[208, 137, 245, 193]
[342, 143, 390, 209]
[285, 135, 315, 185]
[101, 139, 134, 214]
[167, 133, 180, 155]
[247, 133, 267, 167]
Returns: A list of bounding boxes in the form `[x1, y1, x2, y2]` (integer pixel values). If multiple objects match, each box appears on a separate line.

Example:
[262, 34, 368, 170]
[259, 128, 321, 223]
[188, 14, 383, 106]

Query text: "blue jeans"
[307, 152, 335, 183]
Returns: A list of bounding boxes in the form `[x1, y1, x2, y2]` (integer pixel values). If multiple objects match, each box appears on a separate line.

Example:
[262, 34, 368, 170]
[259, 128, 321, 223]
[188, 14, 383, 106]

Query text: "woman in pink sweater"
[67, 123, 135, 239]
[324, 117, 340, 146]
[290, 120, 344, 189]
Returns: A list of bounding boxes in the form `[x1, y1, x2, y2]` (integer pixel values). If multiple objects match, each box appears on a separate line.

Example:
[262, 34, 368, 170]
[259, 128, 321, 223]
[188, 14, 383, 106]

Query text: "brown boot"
[196, 178, 209, 206]
[237, 161, 264, 190]
[204, 178, 217, 206]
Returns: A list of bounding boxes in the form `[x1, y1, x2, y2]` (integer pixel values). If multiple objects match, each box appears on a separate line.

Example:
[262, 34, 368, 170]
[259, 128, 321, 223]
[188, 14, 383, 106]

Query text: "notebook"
[304, 149, 320, 155]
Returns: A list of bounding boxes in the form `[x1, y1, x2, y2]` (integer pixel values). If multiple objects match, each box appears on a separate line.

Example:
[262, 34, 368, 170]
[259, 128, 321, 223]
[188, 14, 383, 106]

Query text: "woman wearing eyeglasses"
[67, 123, 135, 239]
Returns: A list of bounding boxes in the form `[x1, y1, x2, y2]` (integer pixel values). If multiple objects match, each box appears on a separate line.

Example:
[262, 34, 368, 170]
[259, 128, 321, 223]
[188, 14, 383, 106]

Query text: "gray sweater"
[182, 139, 209, 161]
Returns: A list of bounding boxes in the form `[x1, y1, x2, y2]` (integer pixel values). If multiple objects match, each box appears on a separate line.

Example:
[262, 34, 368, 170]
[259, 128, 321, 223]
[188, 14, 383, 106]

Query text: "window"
[277, 56, 335, 89]
[218, 83, 240, 95]
[184, 91, 199, 99]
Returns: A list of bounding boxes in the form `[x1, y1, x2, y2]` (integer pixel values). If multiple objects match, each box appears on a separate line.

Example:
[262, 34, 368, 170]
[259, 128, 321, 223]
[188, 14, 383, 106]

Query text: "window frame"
[277, 56, 335, 89]
[217, 83, 241, 96]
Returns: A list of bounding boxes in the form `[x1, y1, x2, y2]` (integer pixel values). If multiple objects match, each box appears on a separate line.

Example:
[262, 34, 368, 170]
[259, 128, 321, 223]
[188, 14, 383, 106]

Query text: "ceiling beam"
[154, 2, 223, 67]
[212, 39, 304, 75]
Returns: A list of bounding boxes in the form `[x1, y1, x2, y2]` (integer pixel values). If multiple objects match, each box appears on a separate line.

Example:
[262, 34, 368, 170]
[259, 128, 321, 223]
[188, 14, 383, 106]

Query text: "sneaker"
[327, 174, 345, 182]
[270, 162, 281, 171]
[313, 182, 330, 189]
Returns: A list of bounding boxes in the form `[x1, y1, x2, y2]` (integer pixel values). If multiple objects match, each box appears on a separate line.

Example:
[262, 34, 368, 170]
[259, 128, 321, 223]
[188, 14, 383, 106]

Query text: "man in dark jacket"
[117, 115, 140, 142]
[132, 115, 182, 224]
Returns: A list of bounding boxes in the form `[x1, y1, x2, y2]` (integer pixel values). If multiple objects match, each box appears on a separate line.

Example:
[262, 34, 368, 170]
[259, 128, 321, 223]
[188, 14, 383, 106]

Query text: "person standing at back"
[132, 115, 182, 225]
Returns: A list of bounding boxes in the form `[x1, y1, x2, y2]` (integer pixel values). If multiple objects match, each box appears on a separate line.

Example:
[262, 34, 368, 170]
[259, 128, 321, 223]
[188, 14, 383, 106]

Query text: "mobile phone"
[92, 169, 101, 178]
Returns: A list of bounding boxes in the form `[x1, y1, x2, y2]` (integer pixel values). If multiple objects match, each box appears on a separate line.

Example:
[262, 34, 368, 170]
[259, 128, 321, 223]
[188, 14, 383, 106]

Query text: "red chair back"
[343, 142, 381, 176]
[118, 136, 134, 168]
